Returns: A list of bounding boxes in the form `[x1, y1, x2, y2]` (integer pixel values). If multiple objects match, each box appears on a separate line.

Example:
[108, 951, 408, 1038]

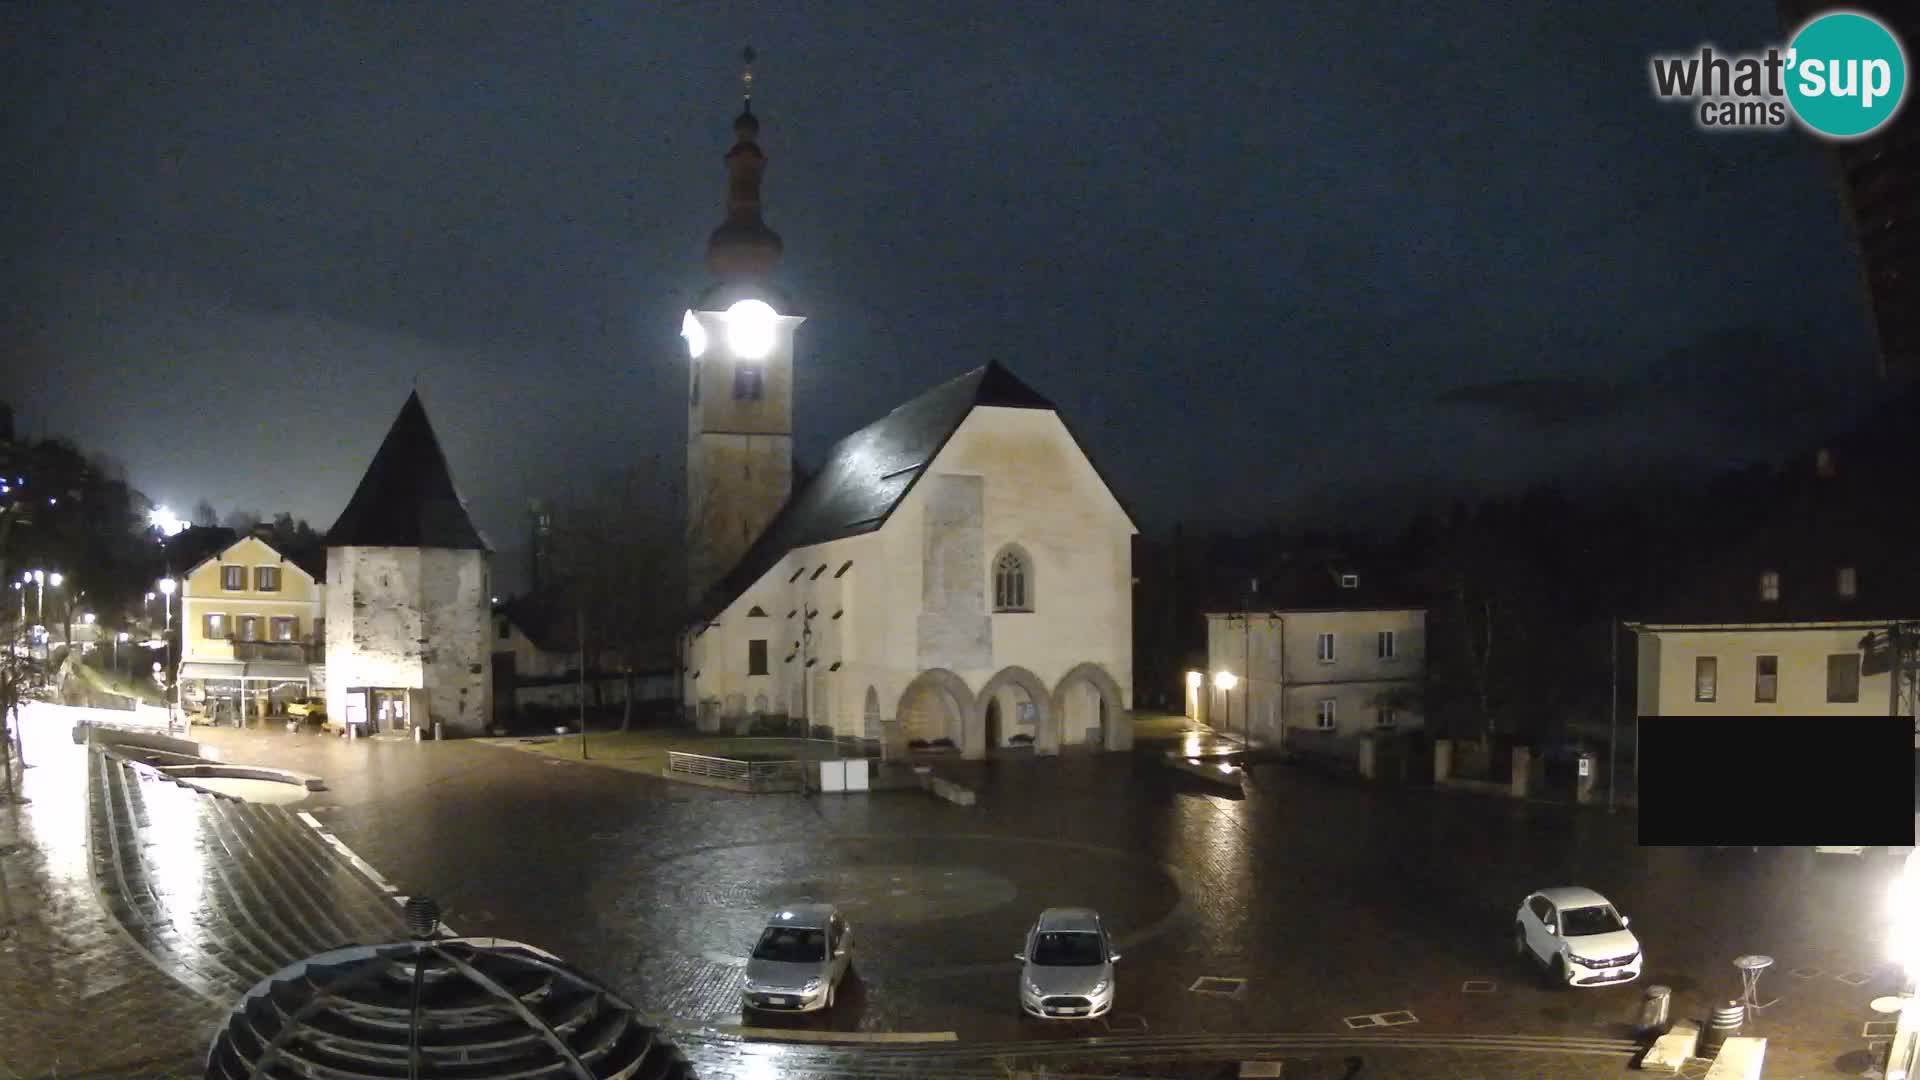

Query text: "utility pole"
[1244, 577, 1256, 747]
[1608, 617, 1619, 814]
[577, 605, 589, 760]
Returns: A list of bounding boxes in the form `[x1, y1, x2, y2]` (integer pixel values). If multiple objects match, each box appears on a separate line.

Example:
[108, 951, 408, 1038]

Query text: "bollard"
[434, 722, 443, 741]
[1638, 985, 1673, 1037]
[1700, 1000, 1746, 1057]
[413, 725, 424, 743]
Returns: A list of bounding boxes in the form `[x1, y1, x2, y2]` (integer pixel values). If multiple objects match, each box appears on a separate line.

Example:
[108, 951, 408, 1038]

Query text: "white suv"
[1514, 887, 1643, 988]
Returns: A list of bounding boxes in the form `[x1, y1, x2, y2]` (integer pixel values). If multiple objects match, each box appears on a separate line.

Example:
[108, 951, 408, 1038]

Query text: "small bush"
[908, 738, 929, 749]
[809, 724, 834, 741]
[931, 737, 955, 749]
[1008, 732, 1035, 746]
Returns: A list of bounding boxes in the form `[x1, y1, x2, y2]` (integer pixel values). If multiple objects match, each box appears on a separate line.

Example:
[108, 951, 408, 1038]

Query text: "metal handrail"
[665, 752, 804, 791]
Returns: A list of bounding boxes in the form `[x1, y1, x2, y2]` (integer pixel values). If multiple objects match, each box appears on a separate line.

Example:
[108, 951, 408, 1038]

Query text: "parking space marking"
[1461, 979, 1498, 994]
[1788, 967, 1824, 979]
[1101, 1013, 1149, 1034]
[1862, 1020, 1898, 1038]
[1343, 1010, 1419, 1028]
[717, 1026, 960, 1043]
[1190, 976, 1248, 997]
[1836, 971, 1875, 986]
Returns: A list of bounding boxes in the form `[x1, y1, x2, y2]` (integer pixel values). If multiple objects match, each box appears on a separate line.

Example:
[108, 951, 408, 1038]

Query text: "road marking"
[1461, 979, 1498, 994]
[1102, 1013, 1149, 1034]
[1788, 967, 1824, 979]
[1863, 1020, 1898, 1038]
[1836, 971, 1875, 986]
[1190, 976, 1248, 997]
[713, 1025, 959, 1043]
[1344, 1010, 1419, 1028]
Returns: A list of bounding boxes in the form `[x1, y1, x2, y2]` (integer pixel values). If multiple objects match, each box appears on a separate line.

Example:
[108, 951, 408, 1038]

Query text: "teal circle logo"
[1785, 11, 1908, 138]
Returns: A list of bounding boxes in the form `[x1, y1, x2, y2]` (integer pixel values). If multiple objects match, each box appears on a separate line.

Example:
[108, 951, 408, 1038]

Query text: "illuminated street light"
[1212, 671, 1237, 691]
[1213, 671, 1238, 737]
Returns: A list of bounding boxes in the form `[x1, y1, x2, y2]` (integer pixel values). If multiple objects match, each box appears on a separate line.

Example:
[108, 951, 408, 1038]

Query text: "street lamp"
[1213, 671, 1238, 737]
[158, 578, 178, 730]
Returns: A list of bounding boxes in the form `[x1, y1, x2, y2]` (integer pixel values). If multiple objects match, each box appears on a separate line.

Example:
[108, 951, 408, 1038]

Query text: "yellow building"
[177, 531, 326, 723]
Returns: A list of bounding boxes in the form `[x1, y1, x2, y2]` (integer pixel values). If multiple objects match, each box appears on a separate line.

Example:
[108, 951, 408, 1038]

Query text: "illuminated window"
[1340, 573, 1359, 589]
[221, 565, 245, 591]
[204, 613, 227, 639]
[1316, 633, 1335, 663]
[1694, 656, 1717, 702]
[1316, 699, 1337, 729]
[1755, 655, 1777, 703]
[270, 617, 297, 642]
[1759, 571, 1780, 602]
[1838, 566, 1857, 598]
[1377, 630, 1397, 660]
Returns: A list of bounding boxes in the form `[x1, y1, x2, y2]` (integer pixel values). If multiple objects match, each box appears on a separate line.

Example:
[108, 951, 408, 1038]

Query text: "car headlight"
[803, 978, 823, 993]
[1025, 979, 1043, 996]
[1092, 979, 1109, 994]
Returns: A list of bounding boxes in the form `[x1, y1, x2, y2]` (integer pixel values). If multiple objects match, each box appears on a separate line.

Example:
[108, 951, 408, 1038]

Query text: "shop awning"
[178, 660, 313, 682]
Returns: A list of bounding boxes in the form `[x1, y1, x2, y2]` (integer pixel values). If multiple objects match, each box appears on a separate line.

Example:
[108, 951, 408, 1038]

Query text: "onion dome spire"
[706, 45, 784, 282]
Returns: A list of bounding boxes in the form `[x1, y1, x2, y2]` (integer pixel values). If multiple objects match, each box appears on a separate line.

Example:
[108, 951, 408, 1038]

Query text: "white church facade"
[680, 62, 1136, 760]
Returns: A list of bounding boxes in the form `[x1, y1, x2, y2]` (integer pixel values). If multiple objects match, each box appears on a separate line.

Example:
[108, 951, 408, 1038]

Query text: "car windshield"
[1031, 930, 1104, 966]
[1559, 904, 1624, 937]
[752, 925, 826, 963]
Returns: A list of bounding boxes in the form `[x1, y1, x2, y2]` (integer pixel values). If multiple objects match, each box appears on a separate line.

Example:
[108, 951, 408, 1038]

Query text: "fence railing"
[666, 751, 804, 792]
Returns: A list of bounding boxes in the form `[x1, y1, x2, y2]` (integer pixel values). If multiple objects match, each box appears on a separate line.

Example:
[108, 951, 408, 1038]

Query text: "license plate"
[769, 996, 790, 1006]
[1057, 1007, 1085, 1015]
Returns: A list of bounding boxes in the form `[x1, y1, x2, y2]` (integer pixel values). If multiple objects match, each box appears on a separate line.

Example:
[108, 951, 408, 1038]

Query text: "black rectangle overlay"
[1637, 716, 1916, 846]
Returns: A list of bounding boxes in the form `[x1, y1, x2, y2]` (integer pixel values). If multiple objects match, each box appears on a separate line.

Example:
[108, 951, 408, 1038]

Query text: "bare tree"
[191, 499, 218, 527]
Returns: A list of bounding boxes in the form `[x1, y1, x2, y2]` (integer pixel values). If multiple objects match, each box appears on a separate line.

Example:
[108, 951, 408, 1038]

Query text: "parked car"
[1513, 887, 1642, 988]
[740, 905, 854, 1014]
[286, 697, 327, 722]
[1017, 907, 1118, 1019]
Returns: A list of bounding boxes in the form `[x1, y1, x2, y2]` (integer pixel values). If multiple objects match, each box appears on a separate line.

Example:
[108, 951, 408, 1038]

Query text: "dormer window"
[1339, 573, 1359, 589]
[1759, 570, 1780, 602]
[1837, 566, 1857, 599]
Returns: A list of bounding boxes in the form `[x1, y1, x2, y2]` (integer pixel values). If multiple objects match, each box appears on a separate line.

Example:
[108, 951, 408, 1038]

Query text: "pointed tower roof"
[705, 46, 784, 284]
[326, 392, 488, 551]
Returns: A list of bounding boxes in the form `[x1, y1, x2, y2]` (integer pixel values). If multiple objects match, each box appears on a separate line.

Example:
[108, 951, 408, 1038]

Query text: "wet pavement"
[5, 707, 1909, 1079]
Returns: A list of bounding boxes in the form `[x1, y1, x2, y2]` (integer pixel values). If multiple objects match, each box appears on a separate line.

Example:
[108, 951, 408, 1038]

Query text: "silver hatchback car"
[1017, 908, 1118, 1019]
[741, 905, 855, 1013]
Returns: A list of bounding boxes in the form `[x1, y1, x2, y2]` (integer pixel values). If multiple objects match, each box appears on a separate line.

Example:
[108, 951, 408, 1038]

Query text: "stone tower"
[683, 48, 805, 611]
[323, 392, 493, 738]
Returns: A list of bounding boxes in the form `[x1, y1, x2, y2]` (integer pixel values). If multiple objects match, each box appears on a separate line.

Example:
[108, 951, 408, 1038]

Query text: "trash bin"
[1638, 985, 1672, 1037]
[1701, 1000, 1746, 1056]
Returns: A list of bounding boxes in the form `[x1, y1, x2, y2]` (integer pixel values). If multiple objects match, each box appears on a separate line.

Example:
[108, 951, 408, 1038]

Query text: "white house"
[677, 84, 1135, 759]
[1629, 435, 1920, 747]
[324, 392, 493, 738]
[1197, 561, 1426, 756]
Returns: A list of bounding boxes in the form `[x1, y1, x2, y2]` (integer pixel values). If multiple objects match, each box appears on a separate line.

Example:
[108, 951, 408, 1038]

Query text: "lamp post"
[1213, 670, 1238, 740]
[115, 631, 127, 675]
[158, 577, 177, 730]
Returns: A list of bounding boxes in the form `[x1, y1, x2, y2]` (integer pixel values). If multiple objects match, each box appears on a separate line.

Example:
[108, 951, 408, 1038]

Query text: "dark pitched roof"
[325, 392, 488, 551]
[695, 361, 1132, 623]
[163, 526, 238, 578]
[1638, 386, 1920, 624]
[497, 594, 576, 653]
[1207, 555, 1425, 614]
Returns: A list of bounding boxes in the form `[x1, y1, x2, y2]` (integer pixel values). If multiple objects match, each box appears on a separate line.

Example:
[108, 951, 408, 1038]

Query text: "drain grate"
[1461, 979, 1498, 994]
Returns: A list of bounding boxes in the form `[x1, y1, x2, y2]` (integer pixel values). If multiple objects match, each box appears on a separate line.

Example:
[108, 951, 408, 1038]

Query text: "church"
[680, 60, 1136, 760]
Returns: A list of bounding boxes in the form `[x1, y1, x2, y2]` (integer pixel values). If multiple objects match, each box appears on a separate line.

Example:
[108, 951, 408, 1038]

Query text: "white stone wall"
[687, 404, 1136, 754]
[1205, 608, 1427, 740]
[326, 546, 492, 737]
[1636, 624, 1892, 716]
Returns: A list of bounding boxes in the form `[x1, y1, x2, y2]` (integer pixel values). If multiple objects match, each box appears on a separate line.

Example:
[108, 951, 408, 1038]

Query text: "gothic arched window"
[993, 545, 1033, 613]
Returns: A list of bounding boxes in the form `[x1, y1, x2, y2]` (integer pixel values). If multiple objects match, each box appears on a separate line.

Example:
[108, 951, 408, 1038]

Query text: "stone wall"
[326, 545, 492, 737]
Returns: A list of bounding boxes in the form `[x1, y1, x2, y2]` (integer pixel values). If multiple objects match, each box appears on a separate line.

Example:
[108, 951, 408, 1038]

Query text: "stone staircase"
[86, 746, 409, 1004]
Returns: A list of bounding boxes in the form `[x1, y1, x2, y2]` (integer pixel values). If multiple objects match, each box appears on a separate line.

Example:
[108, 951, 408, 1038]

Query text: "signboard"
[1578, 757, 1592, 778]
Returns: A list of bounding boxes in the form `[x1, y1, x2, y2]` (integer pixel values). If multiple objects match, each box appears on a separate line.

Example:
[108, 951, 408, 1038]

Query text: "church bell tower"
[683, 48, 805, 610]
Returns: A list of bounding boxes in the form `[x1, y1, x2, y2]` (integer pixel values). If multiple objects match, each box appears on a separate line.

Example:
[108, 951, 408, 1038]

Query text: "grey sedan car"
[1017, 907, 1118, 1019]
[741, 905, 855, 1013]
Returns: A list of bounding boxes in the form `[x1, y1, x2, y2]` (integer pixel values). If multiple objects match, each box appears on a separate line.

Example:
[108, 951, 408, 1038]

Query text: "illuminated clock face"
[725, 299, 778, 360]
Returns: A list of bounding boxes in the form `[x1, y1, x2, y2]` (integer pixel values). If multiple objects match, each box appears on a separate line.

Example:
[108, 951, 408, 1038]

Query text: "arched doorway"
[985, 699, 1003, 749]
[972, 667, 1054, 758]
[895, 669, 974, 757]
[1052, 663, 1129, 752]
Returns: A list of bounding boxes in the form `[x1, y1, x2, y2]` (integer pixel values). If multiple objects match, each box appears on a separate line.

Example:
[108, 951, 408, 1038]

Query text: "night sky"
[2, 2, 1893, 594]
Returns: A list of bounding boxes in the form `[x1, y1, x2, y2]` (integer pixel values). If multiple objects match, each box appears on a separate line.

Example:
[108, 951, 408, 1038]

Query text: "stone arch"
[862, 686, 882, 741]
[1053, 662, 1129, 752]
[972, 666, 1056, 759]
[895, 668, 974, 758]
[991, 543, 1035, 612]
